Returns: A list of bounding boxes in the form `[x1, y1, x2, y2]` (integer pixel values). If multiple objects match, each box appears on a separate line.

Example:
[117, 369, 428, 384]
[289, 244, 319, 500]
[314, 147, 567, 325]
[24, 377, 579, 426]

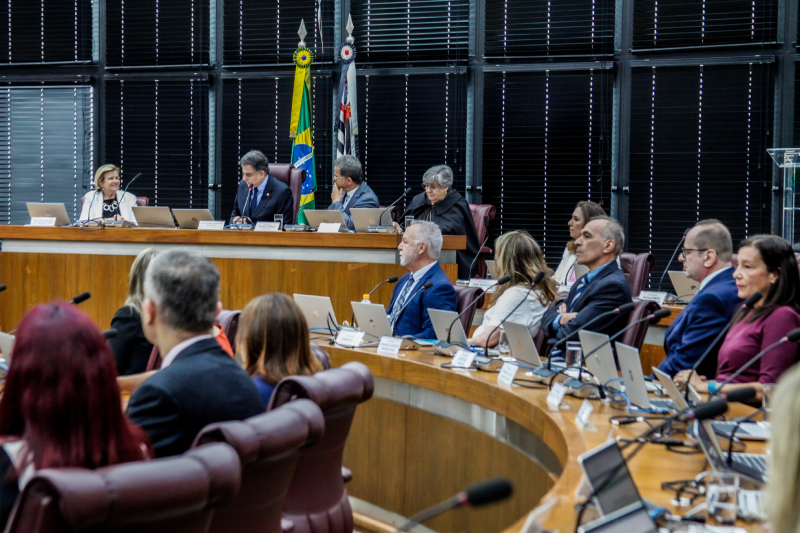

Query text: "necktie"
[251, 188, 259, 210]
[389, 274, 415, 327]
[342, 191, 349, 208]
[569, 276, 588, 312]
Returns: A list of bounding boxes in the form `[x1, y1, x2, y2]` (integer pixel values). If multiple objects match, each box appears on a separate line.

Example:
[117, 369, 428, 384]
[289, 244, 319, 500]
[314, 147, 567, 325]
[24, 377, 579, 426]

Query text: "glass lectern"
[768, 148, 800, 242]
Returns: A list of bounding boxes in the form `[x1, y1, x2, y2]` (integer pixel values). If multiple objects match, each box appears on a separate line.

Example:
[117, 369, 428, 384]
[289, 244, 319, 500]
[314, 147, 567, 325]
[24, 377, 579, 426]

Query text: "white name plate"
[575, 399, 595, 430]
[639, 291, 668, 306]
[198, 220, 225, 231]
[497, 362, 519, 385]
[255, 221, 281, 232]
[468, 279, 499, 291]
[377, 336, 403, 356]
[318, 222, 342, 233]
[335, 329, 365, 348]
[451, 349, 476, 369]
[546, 382, 569, 410]
[29, 217, 56, 227]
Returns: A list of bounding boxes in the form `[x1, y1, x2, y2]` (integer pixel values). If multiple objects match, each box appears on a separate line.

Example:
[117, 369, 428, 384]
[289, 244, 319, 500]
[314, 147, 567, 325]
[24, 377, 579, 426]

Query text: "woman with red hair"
[0, 303, 151, 526]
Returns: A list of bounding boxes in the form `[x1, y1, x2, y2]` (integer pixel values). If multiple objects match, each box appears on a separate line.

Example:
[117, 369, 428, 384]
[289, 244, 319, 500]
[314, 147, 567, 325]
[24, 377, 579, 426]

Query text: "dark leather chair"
[270, 163, 304, 224]
[310, 341, 331, 370]
[455, 285, 485, 334]
[6, 443, 241, 533]
[267, 362, 375, 533]
[468, 204, 496, 278]
[378, 205, 399, 224]
[619, 252, 655, 297]
[534, 297, 565, 358]
[193, 399, 325, 533]
[619, 298, 662, 351]
[217, 309, 242, 349]
[79, 196, 149, 208]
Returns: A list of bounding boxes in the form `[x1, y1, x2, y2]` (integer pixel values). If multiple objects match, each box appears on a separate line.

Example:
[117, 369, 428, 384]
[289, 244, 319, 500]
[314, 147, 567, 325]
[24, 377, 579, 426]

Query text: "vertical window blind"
[0, 0, 92, 63]
[633, 0, 778, 51]
[222, 0, 333, 66]
[350, 0, 470, 63]
[105, 79, 209, 209]
[484, 0, 614, 58]
[220, 75, 333, 220]
[106, 0, 209, 66]
[0, 86, 93, 225]
[481, 70, 613, 266]
[628, 64, 773, 292]
[355, 73, 467, 212]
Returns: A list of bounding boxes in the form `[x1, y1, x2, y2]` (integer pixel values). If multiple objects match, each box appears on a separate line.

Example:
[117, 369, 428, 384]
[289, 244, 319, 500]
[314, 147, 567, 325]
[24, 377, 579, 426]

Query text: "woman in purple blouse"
[676, 235, 800, 401]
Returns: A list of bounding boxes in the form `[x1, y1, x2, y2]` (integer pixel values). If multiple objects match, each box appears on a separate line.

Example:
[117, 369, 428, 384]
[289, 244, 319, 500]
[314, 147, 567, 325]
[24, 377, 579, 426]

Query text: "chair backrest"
[619, 253, 655, 297]
[619, 298, 662, 351]
[270, 163, 302, 224]
[378, 205, 399, 224]
[534, 297, 565, 358]
[267, 362, 374, 533]
[193, 399, 325, 533]
[217, 309, 242, 349]
[468, 204, 496, 278]
[454, 285, 485, 333]
[310, 341, 331, 370]
[6, 443, 241, 533]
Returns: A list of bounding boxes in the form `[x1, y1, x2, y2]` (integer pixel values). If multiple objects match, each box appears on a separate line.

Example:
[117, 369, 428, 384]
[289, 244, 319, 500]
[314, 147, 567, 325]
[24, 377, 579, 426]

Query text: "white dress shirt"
[161, 334, 214, 369]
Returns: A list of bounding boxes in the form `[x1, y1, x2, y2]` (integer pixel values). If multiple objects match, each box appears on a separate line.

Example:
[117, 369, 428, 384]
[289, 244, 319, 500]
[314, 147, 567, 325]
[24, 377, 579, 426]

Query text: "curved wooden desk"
[323, 342, 766, 533]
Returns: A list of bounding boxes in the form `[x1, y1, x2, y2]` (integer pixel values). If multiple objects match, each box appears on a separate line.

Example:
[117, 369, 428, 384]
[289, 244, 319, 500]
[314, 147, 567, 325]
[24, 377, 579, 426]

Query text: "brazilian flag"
[290, 45, 316, 225]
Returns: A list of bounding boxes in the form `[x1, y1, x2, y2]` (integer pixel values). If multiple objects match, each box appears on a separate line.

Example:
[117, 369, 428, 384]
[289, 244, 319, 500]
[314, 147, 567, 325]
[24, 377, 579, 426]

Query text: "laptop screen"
[580, 441, 642, 515]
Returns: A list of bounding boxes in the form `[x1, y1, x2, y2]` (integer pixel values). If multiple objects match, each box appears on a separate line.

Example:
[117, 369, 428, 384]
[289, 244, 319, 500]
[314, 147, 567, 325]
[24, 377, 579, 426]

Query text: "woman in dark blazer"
[397, 165, 480, 279]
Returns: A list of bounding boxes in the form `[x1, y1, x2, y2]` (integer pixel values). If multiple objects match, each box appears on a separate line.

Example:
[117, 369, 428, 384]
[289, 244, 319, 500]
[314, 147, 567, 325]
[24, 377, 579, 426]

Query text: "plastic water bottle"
[361, 294, 371, 303]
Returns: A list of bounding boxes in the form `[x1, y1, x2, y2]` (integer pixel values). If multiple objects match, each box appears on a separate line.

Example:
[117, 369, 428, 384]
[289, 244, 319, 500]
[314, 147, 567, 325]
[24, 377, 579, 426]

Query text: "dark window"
[629, 64, 773, 291]
[0, 0, 92, 64]
[481, 69, 613, 265]
[105, 79, 209, 209]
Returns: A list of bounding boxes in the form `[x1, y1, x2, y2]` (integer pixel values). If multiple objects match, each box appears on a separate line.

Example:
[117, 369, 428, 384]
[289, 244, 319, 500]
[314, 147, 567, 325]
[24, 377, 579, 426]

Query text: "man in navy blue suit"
[230, 150, 294, 224]
[327, 155, 380, 230]
[387, 220, 457, 340]
[656, 220, 741, 377]
[542, 216, 632, 354]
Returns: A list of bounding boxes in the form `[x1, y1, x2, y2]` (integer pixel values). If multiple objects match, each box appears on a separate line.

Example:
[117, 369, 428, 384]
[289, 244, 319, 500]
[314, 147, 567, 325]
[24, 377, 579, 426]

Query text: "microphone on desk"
[390, 281, 433, 336]
[379, 187, 413, 227]
[394, 478, 513, 532]
[466, 215, 491, 280]
[709, 327, 800, 397]
[656, 228, 690, 292]
[70, 292, 91, 306]
[683, 291, 762, 403]
[122, 172, 142, 196]
[350, 276, 400, 325]
[483, 271, 545, 360]
[0, 285, 7, 293]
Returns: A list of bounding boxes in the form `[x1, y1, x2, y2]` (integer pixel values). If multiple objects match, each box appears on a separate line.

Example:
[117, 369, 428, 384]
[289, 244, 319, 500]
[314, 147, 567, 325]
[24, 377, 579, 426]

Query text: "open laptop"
[132, 207, 176, 229]
[504, 321, 542, 367]
[577, 330, 620, 389]
[667, 271, 699, 301]
[173, 208, 214, 229]
[616, 343, 675, 413]
[652, 367, 691, 411]
[27, 203, 71, 226]
[293, 294, 339, 334]
[578, 440, 648, 516]
[351, 301, 393, 341]
[0, 332, 14, 362]
[693, 418, 767, 485]
[486, 260, 497, 279]
[429, 309, 469, 346]
[303, 210, 345, 229]
[350, 208, 392, 232]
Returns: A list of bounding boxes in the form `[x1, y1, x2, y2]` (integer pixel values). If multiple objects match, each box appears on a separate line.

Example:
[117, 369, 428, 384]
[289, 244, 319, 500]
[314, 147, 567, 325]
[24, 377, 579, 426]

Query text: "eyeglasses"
[680, 247, 709, 256]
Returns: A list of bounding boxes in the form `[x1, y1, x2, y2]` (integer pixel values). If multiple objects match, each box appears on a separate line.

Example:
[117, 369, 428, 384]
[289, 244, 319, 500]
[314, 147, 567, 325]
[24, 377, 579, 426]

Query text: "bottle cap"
[362, 294, 370, 299]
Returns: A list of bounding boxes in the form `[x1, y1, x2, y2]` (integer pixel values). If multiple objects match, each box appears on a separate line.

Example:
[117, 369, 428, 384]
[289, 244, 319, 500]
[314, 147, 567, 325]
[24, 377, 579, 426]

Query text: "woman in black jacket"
[397, 164, 480, 279]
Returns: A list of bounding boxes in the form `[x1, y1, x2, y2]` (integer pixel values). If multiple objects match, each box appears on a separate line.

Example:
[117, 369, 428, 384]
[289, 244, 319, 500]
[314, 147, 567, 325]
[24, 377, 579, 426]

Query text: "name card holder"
[29, 217, 57, 227]
[255, 222, 282, 232]
[198, 221, 225, 231]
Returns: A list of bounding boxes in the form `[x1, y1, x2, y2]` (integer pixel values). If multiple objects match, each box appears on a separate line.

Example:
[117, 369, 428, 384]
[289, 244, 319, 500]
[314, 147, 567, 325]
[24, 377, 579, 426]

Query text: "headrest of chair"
[269, 362, 374, 412]
[216, 309, 241, 331]
[193, 399, 325, 463]
[269, 163, 293, 182]
[28, 442, 241, 530]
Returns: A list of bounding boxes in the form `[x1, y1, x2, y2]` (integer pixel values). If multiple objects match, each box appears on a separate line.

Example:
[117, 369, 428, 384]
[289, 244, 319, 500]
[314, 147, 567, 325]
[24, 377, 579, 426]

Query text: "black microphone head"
[787, 327, 800, 343]
[422, 281, 433, 290]
[102, 328, 118, 339]
[495, 275, 512, 285]
[387, 276, 400, 283]
[404, 187, 413, 194]
[0, 284, 7, 293]
[651, 309, 672, 323]
[532, 271, 545, 285]
[691, 399, 728, 421]
[723, 387, 756, 404]
[618, 302, 636, 315]
[743, 292, 762, 309]
[464, 478, 513, 507]
[71, 292, 91, 305]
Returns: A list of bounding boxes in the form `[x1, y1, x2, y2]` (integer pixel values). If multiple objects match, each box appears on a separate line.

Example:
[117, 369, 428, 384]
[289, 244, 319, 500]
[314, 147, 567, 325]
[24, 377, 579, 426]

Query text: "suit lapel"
[395, 264, 439, 322]
[251, 177, 276, 219]
[568, 261, 619, 311]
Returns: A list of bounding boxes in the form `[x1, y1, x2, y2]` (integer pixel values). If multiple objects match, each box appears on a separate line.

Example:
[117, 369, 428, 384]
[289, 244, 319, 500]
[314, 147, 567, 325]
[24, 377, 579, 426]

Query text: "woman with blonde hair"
[109, 248, 160, 375]
[767, 362, 800, 533]
[468, 231, 558, 348]
[238, 293, 324, 404]
[78, 164, 139, 224]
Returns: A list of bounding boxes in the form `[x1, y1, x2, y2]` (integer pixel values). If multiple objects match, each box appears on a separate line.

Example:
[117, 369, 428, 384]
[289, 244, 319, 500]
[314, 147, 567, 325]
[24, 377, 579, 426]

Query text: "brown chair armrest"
[281, 518, 295, 533]
[342, 466, 353, 484]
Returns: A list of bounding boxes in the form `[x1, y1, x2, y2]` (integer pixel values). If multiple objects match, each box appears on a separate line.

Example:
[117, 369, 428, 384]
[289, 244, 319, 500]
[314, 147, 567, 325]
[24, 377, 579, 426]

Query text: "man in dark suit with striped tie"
[542, 216, 632, 353]
[230, 150, 294, 224]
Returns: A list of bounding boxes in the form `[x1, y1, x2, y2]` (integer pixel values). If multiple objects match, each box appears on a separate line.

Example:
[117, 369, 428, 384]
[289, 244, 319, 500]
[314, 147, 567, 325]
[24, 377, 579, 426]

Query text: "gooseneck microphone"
[350, 276, 400, 325]
[122, 172, 142, 196]
[656, 228, 690, 292]
[484, 271, 545, 360]
[443, 275, 511, 345]
[380, 187, 413, 226]
[466, 215, 491, 279]
[0, 285, 7, 293]
[70, 292, 91, 305]
[390, 281, 434, 336]
[710, 327, 800, 396]
[683, 291, 762, 402]
[394, 478, 513, 532]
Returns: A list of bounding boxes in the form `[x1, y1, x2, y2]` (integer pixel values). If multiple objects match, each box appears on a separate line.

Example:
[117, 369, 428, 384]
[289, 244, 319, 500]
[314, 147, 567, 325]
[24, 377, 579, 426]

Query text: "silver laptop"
[132, 207, 176, 229]
[428, 309, 469, 346]
[504, 321, 542, 367]
[351, 301, 393, 340]
[668, 271, 699, 301]
[350, 208, 392, 232]
[304, 209, 345, 229]
[173, 208, 214, 229]
[486, 260, 497, 279]
[293, 294, 339, 334]
[578, 330, 619, 389]
[27, 203, 71, 226]
[693, 419, 767, 485]
[652, 367, 691, 411]
[0, 332, 14, 362]
[616, 343, 674, 412]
